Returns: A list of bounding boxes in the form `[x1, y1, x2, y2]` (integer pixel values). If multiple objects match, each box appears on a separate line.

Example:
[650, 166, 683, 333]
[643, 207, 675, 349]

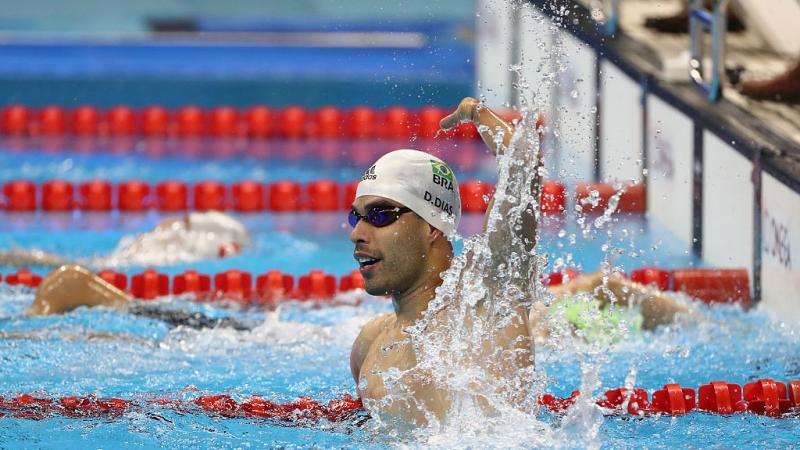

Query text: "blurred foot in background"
[644, 1, 745, 34]
[738, 59, 800, 102]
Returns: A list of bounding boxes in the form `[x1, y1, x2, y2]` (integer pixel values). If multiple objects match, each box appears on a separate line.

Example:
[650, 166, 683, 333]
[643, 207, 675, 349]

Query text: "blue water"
[0, 137, 495, 184]
[0, 141, 798, 448]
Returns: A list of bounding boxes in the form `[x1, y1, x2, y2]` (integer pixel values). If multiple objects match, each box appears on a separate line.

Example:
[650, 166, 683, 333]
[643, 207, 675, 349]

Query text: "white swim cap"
[187, 211, 250, 245]
[356, 149, 461, 237]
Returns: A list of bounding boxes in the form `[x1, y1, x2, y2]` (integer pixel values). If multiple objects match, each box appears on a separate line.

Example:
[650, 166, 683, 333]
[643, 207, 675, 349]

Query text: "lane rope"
[0, 104, 484, 140]
[0, 179, 646, 214]
[1, 378, 798, 422]
[0, 392, 365, 424]
[1, 266, 751, 306]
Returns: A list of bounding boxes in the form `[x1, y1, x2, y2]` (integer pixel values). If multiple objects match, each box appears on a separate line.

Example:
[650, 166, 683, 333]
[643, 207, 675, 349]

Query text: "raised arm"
[439, 98, 540, 407]
[440, 97, 515, 157]
[441, 97, 542, 245]
[441, 98, 544, 289]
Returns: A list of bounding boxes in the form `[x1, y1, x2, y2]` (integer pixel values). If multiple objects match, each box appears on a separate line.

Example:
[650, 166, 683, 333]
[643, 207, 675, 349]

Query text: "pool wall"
[477, 0, 800, 317]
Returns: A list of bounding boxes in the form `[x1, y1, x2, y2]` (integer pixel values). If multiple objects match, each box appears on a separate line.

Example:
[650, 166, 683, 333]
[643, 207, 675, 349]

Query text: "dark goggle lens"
[348, 207, 405, 228]
[367, 209, 395, 227]
[348, 210, 360, 228]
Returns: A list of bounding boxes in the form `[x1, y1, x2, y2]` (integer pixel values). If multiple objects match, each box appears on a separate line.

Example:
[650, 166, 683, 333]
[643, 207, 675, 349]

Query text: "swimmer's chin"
[364, 286, 391, 297]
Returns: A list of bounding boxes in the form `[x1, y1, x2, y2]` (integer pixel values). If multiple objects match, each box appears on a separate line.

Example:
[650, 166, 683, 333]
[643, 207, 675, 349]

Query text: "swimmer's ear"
[427, 225, 445, 243]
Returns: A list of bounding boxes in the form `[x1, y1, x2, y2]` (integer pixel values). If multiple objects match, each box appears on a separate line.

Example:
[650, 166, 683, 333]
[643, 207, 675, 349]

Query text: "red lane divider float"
[0, 104, 486, 140]
[0, 179, 647, 214]
[0, 392, 364, 423]
[545, 266, 751, 306]
[575, 182, 646, 214]
[4, 378, 799, 422]
[538, 379, 800, 417]
[3, 269, 43, 288]
[3, 180, 37, 211]
[673, 268, 751, 307]
[0, 268, 366, 304]
[650, 384, 696, 414]
[2, 266, 750, 306]
[698, 381, 747, 414]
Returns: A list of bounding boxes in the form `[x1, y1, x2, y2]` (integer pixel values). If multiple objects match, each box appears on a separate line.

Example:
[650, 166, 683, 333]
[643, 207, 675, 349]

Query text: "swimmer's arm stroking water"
[550, 272, 689, 330]
[26, 265, 132, 316]
[0, 248, 71, 269]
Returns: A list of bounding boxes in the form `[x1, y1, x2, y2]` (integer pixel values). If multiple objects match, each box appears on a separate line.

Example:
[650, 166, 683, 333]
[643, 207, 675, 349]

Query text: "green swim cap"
[549, 293, 642, 344]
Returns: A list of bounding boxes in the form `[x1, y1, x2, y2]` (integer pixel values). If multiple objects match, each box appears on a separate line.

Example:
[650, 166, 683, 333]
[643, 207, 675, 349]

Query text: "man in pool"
[0, 210, 250, 269]
[531, 270, 688, 343]
[348, 98, 688, 426]
[5, 210, 247, 320]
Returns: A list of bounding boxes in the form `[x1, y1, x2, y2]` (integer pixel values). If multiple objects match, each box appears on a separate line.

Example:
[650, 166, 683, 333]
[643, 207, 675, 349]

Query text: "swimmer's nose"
[349, 217, 370, 244]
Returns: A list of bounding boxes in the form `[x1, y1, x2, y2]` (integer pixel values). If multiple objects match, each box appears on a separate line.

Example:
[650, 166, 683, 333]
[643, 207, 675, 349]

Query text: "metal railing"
[590, 0, 620, 36]
[689, 0, 731, 102]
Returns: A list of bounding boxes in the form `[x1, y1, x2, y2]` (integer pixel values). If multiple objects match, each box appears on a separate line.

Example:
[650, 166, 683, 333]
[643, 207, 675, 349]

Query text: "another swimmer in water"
[0, 210, 250, 269]
[14, 210, 251, 325]
[23, 264, 685, 332]
[531, 271, 688, 344]
[24, 264, 252, 331]
[348, 98, 689, 426]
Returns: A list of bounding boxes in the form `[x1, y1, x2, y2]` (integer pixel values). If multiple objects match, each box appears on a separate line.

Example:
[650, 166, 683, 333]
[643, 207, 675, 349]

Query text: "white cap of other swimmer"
[186, 211, 251, 247]
[356, 149, 461, 237]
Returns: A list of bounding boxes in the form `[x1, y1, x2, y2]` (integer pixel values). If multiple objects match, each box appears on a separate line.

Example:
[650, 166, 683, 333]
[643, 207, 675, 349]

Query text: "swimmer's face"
[350, 195, 434, 297]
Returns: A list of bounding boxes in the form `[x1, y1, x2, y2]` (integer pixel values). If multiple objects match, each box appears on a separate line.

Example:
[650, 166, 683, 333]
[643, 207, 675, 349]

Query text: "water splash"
[359, 2, 652, 445]
[90, 225, 242, 268]
[358, 62, 613, 447]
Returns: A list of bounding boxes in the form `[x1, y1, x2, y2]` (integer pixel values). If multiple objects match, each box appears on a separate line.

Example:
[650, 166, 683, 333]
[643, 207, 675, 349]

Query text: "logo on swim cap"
[430, 160, 454, 191]
[361, 164, 377, 181]
[355, 149, 461, 238]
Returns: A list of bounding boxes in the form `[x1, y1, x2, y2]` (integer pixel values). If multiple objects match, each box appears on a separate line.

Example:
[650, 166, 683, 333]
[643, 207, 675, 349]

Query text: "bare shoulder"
[350, 313, 393, 383]
[27, 264, 131, 316]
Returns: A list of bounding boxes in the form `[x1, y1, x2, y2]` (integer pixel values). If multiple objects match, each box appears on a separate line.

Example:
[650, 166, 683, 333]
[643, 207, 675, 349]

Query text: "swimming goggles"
[348, 205, 413, 228]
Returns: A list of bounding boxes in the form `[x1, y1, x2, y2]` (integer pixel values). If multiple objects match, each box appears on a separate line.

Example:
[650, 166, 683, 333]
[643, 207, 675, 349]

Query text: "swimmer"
[348, 98, 689, 426]
[530, 271, 689, 344]
[0, 211, 250, 269]
[20, 264, 253, 331]
[347, 99, 535, 426]
[4, 211, 252, 330]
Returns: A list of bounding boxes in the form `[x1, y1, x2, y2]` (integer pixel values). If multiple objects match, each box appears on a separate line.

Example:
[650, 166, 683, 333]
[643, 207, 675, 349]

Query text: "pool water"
[0, 140, 798, 448]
